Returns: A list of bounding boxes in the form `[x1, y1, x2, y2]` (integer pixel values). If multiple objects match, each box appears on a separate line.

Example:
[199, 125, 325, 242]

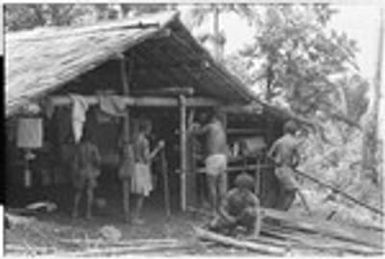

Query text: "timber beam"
[49, 95, 220, 108]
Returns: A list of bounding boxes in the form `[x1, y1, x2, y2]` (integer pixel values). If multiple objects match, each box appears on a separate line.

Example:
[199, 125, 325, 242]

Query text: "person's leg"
[85, 185, 94, 220]
[122, 180, 130, 222]
[133, 194, 145, 224]
[72, 190, 82, 218]
[217, 172, 227, 211]
[282, 190, 296, 211]
[207, 174, 218, 217]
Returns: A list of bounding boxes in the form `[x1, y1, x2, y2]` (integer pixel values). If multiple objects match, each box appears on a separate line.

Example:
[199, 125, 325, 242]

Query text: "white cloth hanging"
[70, 95, 89, 143]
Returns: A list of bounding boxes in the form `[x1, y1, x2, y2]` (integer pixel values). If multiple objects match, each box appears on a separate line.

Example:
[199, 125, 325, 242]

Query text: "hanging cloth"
[98, 95, 126, 117]
[17, 118, 43, 149]
[70, 95, 89, 143]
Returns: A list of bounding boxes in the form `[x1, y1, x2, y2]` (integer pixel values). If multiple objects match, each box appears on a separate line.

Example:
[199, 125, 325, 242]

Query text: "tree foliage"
[236, 5, 368, 127]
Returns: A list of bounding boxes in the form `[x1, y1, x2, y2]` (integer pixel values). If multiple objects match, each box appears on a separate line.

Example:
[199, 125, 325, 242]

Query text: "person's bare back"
[272, 134, 299, 167]
[205, 121, 227, 156]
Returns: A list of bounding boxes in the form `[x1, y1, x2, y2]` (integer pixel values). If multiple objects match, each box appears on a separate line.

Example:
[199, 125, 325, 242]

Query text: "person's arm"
[219, 193, 237, 224]
[252, 196, 262, 236]
[149, 140, 165, 161]
[267, 141, 277, 163]
[292, 147, 300, 168]
[190, 123, 210, 136]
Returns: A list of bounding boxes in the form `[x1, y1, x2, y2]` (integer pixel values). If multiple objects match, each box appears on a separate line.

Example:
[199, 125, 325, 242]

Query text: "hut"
[5, 11, 292, 213]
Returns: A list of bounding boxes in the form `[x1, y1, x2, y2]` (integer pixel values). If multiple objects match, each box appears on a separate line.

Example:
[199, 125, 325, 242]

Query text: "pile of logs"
[194, 207, 384, 256]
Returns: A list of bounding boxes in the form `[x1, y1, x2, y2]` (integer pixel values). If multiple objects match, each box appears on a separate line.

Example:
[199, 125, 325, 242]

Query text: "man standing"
[131, 118, 164, 225]
[72, 134, 101, 219]
[191, 110, 228, 216]
[267, 120, 301, 211]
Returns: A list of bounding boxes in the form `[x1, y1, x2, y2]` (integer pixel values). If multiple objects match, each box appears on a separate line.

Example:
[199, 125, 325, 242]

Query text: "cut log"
[58, 242, 188, 257]
[194, 226, 287, 255]
[262, 226, 383, 255]
[262, 208, 383, 248]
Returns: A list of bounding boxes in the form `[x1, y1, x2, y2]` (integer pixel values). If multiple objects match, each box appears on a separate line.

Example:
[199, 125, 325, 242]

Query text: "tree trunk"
[362, 8, 383, 184]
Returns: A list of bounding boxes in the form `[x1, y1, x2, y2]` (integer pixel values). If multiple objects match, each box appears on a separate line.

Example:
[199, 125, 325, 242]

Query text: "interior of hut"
[5, 43, 286, 215]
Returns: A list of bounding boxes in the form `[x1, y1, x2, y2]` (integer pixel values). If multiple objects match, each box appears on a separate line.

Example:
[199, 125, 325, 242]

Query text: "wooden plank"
[176, 164, 274, 174]
[262, 208, 383, 248]
[194, 226, 287, 255]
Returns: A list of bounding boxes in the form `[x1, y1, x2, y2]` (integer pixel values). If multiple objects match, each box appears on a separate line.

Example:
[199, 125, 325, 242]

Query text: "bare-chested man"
[131, 119, 164, 225]
[267, 120, 300, 210]
[191, 110, 228, 216]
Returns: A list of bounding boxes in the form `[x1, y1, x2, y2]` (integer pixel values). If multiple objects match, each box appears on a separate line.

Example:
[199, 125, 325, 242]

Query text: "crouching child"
[207, 172, 262, 237]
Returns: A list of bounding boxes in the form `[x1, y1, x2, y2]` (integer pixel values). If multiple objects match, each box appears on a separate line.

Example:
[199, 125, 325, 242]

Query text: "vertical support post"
[255, 156, 261, 195]
[222, 111, 228, 192]
[179, 95, 187, 211]
[120, 53, 132, 221]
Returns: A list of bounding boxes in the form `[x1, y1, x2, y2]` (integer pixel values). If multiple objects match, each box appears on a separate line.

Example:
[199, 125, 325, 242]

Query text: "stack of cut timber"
[194, 227, 287, 255]
[193, 206, 383, 255]
[261, 208, 383, 255]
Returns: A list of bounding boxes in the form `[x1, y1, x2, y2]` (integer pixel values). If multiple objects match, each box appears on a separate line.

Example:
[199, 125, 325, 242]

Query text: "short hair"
[283, 120, 298, 135]
[138, 118, 152, 132]
[235, 172, 254, 190]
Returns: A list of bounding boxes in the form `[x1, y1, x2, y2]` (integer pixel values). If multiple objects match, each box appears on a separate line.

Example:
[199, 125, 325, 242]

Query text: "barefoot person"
[72, 134, 101, 219]
[267, 120, 304, 211]
[191, 110, 228, 216]
[131, 118, 164, 225]
[208, 172, 262, 237]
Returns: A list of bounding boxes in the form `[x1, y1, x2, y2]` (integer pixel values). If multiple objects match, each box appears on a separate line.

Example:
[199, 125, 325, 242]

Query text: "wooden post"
[161, 149, 171, 218]
[120, 53, 133, 221]
[179, 95, 187, 211]
[255, 155, 261, 195]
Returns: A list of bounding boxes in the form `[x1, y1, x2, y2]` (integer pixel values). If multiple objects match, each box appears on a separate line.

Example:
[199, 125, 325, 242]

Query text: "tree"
[237, 4, 363, 129]
[183, 4, 258, 61]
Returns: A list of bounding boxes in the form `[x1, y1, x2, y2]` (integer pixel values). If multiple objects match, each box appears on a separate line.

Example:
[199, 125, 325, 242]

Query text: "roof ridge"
[7, 10, 179, 42]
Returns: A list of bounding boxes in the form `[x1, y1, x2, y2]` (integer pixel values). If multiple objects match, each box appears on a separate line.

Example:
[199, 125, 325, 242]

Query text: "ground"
[5, 183, 383, 256]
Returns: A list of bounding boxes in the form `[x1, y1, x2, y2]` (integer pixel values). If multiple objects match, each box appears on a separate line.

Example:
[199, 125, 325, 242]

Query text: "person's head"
[139, 118, 152, 136]
[234, 172, 254, 191]
[209, 109, 225, 124]
[283, 120, 298, 135]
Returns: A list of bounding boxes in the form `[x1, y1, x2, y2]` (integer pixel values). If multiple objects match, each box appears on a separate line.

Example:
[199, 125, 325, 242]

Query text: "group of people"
[70, 109, 303, 237]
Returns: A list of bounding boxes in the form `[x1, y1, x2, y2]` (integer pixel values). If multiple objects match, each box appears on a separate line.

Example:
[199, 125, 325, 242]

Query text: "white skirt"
[131, 163, 153, 196]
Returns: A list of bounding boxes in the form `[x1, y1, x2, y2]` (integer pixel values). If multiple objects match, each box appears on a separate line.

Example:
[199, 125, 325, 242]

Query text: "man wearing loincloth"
[191, 110, 228, 216]
[208, 172, 262, 237]
[267, 120, 301, 210]
[71, 134, 101, 219]
[131, 118, 164, 225]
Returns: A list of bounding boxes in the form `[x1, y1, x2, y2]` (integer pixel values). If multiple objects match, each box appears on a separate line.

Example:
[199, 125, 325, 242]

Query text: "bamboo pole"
[179, 95, 187, 211]
[120, 52, 133, 222]
[291, 167, 384, 216]
[194, 226, 286, 255]
[161, 149, 171, 218]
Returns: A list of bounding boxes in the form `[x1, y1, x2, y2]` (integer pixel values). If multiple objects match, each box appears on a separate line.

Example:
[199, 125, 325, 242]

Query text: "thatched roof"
[6, 11, 258, 116]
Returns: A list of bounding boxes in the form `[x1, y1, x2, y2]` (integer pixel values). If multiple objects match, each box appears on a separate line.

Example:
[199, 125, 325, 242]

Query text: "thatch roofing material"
[6, 12, 178, 116]
[6, 11, 257, 117]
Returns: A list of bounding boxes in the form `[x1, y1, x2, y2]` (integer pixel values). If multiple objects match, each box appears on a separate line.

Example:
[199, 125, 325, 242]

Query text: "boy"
[208, 172, 261, 237]
[131, 118, 164, 225]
